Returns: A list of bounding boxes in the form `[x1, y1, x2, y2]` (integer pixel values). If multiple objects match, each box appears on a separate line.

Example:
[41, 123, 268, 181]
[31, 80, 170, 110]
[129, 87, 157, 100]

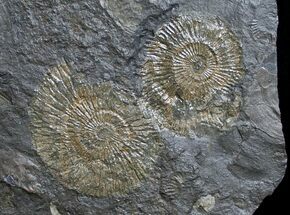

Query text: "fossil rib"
[142, 16, 245, 135]
[30, 62, 161, 197]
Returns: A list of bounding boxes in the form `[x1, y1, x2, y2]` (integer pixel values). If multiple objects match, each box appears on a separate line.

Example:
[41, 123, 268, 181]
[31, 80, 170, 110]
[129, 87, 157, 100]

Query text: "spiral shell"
[160, 174, 185, 200]
[30, 62, 161, 197]
[142, 16, 244, 135]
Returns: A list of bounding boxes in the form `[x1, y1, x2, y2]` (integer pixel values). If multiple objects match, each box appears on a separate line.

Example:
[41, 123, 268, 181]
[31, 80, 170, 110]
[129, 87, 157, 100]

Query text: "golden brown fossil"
[142, 16, 245, 135]
[30, 62, 161, 197]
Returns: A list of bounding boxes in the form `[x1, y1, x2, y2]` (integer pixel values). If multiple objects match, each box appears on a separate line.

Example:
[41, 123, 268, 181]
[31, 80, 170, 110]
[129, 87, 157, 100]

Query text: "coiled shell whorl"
[30, 62, 161, 197]
[142, 16, 245, 135]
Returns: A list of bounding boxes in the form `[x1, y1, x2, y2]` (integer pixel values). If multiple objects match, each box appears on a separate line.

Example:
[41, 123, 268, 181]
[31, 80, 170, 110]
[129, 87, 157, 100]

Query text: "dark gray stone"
[0, 0, 286, 214]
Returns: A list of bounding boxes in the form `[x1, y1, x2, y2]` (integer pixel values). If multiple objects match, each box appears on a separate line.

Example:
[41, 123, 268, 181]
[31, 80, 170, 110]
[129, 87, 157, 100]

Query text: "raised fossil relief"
[142, 16, 245, 135]
[29, 62, 161, 197]
[160, 174, 185, 201]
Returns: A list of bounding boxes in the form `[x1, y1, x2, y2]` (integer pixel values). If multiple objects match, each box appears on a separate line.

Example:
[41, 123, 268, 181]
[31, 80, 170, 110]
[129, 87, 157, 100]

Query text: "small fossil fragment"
[142, 16, 244, 135]
[30, 62, 161, 197]
[193, 194, 216, 212]
[50, 203, 61, 215]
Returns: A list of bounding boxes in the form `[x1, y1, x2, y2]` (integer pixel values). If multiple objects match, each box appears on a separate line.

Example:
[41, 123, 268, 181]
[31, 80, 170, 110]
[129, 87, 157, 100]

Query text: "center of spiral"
[190, 55, 207, 74]
[94, 124, 115, 141]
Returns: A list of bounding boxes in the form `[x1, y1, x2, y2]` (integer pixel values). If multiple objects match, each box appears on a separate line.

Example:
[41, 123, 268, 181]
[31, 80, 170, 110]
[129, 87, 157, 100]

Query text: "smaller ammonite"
[160, 174, 185, 200]
[142, 16, 245, 135]
[30, 62, 161, 197]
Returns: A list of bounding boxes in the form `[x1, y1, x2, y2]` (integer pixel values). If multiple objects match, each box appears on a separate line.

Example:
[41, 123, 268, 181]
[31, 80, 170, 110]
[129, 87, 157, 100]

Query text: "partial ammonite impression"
[142, 16, 245, 135]
[30, 62, 161, 197]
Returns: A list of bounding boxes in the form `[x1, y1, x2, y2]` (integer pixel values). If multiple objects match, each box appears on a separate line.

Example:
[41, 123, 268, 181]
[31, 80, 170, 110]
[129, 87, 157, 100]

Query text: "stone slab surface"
[0, 0, 286, 214]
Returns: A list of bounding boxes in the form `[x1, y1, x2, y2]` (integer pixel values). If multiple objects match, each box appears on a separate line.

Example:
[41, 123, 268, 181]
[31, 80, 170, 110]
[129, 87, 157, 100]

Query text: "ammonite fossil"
[30, 62, 161, 197]
[142, 16, 245, 135]
[160, 174, 185, 200]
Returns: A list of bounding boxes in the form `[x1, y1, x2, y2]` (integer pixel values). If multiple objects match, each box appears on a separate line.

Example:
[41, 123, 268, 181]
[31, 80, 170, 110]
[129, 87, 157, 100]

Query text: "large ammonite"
[142, 16, 245, 135]
[30, 62, 161, 197]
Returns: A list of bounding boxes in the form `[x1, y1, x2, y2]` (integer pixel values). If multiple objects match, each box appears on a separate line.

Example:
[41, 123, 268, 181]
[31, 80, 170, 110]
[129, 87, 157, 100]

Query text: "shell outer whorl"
[30, 62, 161, 197]
[142, 16, 245, 135]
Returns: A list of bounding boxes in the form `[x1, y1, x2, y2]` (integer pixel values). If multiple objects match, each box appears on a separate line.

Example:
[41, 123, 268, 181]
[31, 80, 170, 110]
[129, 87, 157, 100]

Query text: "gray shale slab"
[0, 0, 286, 214]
